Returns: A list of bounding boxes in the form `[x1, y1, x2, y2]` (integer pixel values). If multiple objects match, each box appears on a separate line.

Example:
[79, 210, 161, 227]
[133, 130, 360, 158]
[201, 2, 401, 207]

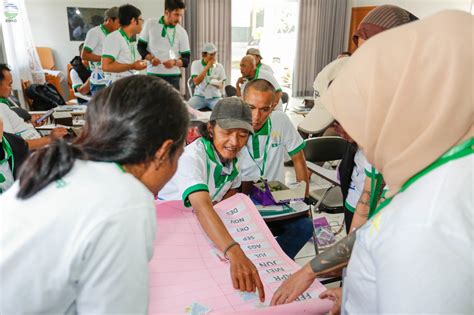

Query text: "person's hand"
[207, 57, 216, 67]
[270, 263, 316, 305]
[50, 127, 68, 140]
[132, 60, 147, 71]
[227, 245, 265, 302]
[151, 57, 161, 66]
[236, 76, 246, 87]
[319, 288, 342, 315]
[163, 59, 176, 68]
[30, 114, 46, 127]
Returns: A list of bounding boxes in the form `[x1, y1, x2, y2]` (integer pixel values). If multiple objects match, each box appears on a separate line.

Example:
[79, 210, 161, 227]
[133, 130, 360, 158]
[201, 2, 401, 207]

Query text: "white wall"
[343, 0, 472, 50]
[25, 0, 165, 95]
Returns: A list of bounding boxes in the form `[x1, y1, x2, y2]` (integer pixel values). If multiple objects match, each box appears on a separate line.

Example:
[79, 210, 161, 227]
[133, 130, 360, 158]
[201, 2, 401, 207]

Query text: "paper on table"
[149, 193, 332, 314]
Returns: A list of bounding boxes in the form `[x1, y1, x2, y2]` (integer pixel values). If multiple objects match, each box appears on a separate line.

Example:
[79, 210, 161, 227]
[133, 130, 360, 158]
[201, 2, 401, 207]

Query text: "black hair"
[339, 51, 351, 57]
[0, 64, 11, 82]
[78, 43, 84, 55]
[243, 79, 276, 102]
[17, 75, 189, 199]
[197, 121, 216, 141]
[165, 0, 185, 12]
[118, 4, 141, 26]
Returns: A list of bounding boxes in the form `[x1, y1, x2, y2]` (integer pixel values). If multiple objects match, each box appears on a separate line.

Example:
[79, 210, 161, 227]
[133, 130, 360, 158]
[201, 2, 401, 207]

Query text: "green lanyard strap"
[201, 138, 239, 200]
[159, 16, 176, 48]
[118, 28, 136, 63]
[247, 119, 272, 177]
[371, 137, 473, 218]
[367, 167, 385, 219]
[0, 136, 14, 184]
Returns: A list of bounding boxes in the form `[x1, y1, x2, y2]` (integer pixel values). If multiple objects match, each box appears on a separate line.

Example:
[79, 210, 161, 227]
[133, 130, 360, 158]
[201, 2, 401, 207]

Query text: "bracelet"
[223, 241, 240, 259]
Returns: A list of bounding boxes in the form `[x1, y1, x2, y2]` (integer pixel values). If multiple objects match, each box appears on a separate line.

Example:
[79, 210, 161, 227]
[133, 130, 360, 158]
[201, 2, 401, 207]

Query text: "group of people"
[0, 1, 472, 314]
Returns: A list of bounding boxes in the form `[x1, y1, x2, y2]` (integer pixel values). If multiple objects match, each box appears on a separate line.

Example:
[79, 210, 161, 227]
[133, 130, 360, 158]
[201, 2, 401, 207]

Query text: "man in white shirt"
[138, 0, 190, 90]
[240, 79, 312, 260]
[246, 48, 273, 74]
[81, 6, 120, 95]
[0, 64, 67, 149]
[102, 4, 147, 85]
[236, 55, 282, 109]
[187, 43, 226, 110]
[70, 43, 91, 103]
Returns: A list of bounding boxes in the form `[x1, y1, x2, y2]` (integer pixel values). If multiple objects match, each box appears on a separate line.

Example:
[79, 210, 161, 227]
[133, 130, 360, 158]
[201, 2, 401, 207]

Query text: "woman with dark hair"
[0, 75, 189, 313]
[160, 97, 265, 302]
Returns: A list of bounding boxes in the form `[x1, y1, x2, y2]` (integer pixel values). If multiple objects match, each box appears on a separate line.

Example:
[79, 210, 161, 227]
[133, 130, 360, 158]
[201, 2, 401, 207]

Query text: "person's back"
[344, 152, 472, 314]
[0, 160, 156, 313]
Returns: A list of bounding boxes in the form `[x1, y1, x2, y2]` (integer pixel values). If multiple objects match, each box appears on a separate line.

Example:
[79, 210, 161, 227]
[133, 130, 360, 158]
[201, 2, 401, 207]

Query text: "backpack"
[26, 83, 66, 111]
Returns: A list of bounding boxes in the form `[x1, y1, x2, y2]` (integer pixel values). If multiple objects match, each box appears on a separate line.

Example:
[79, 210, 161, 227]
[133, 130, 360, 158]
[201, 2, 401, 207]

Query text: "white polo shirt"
[191, 59, 226, 99]
[102, 28, 140, 84]
[83, 24, 110, 86]
[159, 138, 241, 206]
[240, 111, 305, 183]
[344, 149, 371, 212]
[343, 154, 473, 314]
[258, 62, 273, 74]
[139, 17, 190, 76]
[0, 160, 157, 313]
[0, 100, 40, 140]
[70, 69, 84, 92]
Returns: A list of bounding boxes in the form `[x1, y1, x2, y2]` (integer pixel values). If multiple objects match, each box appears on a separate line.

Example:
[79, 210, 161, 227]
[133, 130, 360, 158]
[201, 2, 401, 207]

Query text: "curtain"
[1, 0, 44, 108]
[292, 0, 347, 97]
[184, 0, 231, 98]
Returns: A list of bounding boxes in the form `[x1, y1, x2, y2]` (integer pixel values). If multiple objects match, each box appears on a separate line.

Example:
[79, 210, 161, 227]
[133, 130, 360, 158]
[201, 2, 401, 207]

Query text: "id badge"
[169, 49, 176, 60]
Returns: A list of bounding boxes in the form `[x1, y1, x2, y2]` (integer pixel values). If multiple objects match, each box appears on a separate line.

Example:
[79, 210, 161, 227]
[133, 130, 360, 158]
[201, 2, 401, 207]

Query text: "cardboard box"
[250, 180, 306, 206]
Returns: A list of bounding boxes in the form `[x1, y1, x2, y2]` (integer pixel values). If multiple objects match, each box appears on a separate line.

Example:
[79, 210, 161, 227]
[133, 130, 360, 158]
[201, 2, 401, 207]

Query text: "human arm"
[349, 176, 371, 232]
[101, 57, 147, 73]
[235, 77, 246, 97]
[271, 232, 356, 305]
[81, 49, 101, 63]
[188, 191, 265, 302]
[26, 127, 68, 150]
[291, 150, 310, 197]
[192, 58, 215, 85]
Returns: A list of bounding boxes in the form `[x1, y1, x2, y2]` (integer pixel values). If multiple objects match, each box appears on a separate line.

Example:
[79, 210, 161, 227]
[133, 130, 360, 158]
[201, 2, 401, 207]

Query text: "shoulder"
[270, 111, 292, 126]
[176, 24, 188, 36]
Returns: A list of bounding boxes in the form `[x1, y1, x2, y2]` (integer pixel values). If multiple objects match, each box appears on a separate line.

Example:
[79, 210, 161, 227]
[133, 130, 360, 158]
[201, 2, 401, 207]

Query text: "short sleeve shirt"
[0, 101, 40, 140]
[239, 111, 305, 183]
[70, 69, 84, 91]
[138, 17, 190, 76]
[344, 149, 371, 211]
[83, 24, 109, 85]
[191, 59, 226, 99]
[102, 28, 140, 84]
[159, 138, 241, 206]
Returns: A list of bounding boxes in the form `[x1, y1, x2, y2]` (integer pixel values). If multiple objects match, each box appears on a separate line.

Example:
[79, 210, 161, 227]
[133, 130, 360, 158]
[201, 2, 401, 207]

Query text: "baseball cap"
[246, 48, 262, 58]
[104, 7, 119, 20]
[203, 42, 217, 54]
[210, 97, 254, 134]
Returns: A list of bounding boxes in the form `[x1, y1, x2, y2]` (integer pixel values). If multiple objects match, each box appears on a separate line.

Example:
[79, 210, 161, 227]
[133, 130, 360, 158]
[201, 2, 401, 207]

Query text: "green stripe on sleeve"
[138, 38, 148, 43]
[288, 141, 306, 156]
[179, 50, 191, 54]
[182, 184, 209, 207]
[344, 200, 355, 213]
[102, 54, 116, 61]
[83, 46, 93, 52]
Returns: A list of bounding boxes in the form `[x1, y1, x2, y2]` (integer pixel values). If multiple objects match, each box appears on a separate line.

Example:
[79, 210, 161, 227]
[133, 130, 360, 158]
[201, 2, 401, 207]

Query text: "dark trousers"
[158, 76, 181, 91]
[344, 206, 354, 234]
[266, 216, 314, 260]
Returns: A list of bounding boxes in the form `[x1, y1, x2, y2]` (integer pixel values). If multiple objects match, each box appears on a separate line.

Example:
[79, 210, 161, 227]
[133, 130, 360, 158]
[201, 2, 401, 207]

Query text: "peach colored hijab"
[322, 10, 473, 196]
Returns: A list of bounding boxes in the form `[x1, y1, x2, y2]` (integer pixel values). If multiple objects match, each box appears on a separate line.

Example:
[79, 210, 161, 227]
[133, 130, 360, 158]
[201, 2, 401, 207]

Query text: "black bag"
[26, 83, 66, 111]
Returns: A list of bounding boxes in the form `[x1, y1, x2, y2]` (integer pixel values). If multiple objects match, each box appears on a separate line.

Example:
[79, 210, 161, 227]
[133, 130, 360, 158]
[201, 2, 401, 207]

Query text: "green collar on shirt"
[0, 98, 9, 105]
[100, 24, 110, 35]
[201, 59, 212, 76]
[118, 28, 131, 42]
[159, 16, 176, 37]
[200, 137, 239, 189]
[371, 137, 474, 219]
[0, 136, 14, 174]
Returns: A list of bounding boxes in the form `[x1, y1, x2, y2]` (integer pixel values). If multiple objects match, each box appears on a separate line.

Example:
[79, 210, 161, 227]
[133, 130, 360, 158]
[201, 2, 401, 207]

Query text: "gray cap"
[104, 7, 119, 20]
[203, 42, 217, 54]
[246, 48, 262, 58]
[210, 97, 254, 134]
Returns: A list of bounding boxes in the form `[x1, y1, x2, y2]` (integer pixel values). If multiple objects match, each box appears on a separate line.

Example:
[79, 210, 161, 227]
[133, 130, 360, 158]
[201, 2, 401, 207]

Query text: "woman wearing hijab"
[339, 5, 420, 233]
[271, 10, 472, 314]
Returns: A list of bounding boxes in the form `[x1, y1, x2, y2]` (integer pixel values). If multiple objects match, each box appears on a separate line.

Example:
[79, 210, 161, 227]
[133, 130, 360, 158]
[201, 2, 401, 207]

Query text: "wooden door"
[348, 6, 376, 53]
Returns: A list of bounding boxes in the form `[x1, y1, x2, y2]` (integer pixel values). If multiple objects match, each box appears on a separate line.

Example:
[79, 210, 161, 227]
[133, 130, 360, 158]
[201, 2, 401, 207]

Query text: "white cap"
[298, 56, 350, 134]
[203, 42, 217, 54]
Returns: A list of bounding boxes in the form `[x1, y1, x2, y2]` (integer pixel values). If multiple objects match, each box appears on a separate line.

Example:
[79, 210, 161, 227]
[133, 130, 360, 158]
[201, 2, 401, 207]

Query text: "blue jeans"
[90, 83, 106, 95]
[188, 96, 220, 110]
[267, 216, 314, 260]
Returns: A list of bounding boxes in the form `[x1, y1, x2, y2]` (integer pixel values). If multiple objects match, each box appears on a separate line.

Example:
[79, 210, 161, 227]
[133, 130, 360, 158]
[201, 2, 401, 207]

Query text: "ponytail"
[17, 140, 83, 199]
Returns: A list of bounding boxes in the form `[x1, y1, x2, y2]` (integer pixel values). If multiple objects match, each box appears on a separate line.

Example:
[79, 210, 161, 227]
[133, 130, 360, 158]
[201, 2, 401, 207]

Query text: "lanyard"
[253, 63, 261, 80]
[0, 98, 8, 105]
[370, 137, 473, 218]
[367, 167, 385, 219]
[159, 16, 176, 48]
[247, 119, 272, 177]
[115, 162, 126, 173]
[201, 59, 215, 85]
[118, 28, 136, 63]
[201, 138, 238, 201]
[0, 136, 14, 181]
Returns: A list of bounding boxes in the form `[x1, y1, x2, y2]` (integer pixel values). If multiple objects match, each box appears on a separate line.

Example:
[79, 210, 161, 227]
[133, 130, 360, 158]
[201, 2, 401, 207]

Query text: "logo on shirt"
[4, 3, 19, 23]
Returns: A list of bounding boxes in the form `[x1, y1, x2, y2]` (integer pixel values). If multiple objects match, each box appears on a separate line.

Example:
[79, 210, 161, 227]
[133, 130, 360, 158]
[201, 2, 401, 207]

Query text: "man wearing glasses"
[138, 0, 191, 91]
